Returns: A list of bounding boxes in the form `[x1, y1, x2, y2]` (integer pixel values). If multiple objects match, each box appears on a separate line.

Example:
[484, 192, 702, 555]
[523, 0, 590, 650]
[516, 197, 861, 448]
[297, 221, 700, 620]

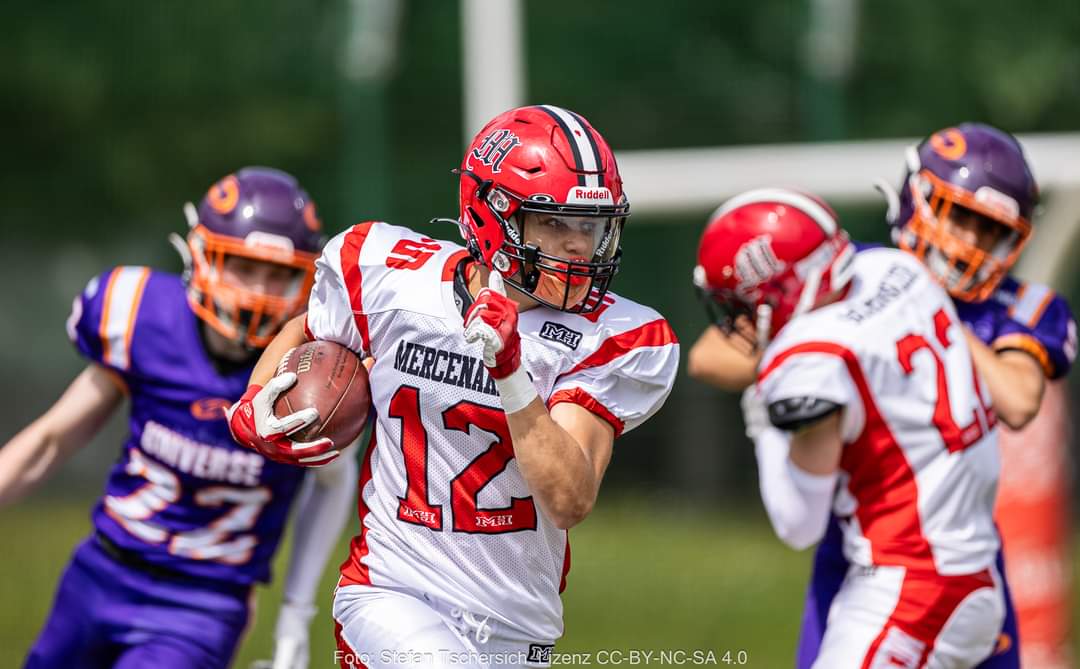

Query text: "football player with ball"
[229, 105, 679, 668]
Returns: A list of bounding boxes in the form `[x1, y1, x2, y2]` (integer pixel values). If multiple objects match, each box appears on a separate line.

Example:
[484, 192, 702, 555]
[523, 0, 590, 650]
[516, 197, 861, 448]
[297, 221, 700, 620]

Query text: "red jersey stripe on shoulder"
[759, 341, 936, 571]
[548, 387, 625, 437]
[441, 249, 471, 282]
[339, 223, 376, 354]
[561, 318, 677, 378]
[339, 429, 377, 588]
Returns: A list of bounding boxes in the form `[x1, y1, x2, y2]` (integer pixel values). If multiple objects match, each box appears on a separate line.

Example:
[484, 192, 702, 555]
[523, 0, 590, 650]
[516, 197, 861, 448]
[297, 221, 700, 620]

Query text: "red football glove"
[226, 373, 340, 467]
[463, 271, 522, 379]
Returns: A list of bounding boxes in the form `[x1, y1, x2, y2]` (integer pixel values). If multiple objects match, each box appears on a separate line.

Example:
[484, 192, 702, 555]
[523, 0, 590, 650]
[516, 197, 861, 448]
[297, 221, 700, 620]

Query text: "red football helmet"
[457, 105, 629, 313]
[694, 188, 855, 349]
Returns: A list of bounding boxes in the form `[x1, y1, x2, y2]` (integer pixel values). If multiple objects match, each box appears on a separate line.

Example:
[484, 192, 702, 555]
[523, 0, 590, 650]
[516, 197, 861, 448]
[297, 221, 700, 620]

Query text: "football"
[273, 340, 371, 447]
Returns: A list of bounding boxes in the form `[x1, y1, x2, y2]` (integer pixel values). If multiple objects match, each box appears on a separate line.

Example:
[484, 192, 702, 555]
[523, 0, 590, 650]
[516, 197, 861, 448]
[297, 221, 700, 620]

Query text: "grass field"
[0, 495, 1075, 668]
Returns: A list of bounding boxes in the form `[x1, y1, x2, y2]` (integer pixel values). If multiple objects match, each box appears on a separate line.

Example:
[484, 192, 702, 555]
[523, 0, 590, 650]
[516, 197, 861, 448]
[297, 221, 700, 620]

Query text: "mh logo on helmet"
[735, 235, 785, 290]
[471, 128, 521, 173]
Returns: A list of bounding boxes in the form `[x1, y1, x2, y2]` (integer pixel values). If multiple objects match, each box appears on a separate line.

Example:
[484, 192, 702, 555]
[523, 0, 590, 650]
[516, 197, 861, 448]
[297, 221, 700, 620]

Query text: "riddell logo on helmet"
[567, 186, 613, 205]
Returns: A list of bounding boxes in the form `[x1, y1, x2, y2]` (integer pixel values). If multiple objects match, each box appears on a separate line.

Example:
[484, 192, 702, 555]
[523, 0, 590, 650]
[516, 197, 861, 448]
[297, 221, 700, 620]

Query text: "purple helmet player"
[183, 166, 325, 350]
[5, 167, 354, 669]
[888, 123, 1037, 302]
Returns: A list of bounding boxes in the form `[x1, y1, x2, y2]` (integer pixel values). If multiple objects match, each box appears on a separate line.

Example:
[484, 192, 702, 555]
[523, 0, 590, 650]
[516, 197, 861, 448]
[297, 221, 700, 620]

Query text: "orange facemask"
[899, 171, 1032, 302]
[186, 224, 318, 349]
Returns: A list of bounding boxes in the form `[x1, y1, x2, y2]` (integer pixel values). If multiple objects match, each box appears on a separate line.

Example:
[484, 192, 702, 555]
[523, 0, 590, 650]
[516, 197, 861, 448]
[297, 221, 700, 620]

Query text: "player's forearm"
[754, 425, 836, 550]
[505, 398, 598, 529]
[0, 422, 67, 507]
[964, 330, 1044, 429]
[0, 366, 120, 507]
[250, 314, 309, 387]
[687, 326, 759, 391]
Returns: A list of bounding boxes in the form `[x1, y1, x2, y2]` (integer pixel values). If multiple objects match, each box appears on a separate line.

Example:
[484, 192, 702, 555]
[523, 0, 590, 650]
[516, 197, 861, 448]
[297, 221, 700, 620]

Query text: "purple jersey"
[956, 275, 1077, 379]
[67, 266, 305, 585]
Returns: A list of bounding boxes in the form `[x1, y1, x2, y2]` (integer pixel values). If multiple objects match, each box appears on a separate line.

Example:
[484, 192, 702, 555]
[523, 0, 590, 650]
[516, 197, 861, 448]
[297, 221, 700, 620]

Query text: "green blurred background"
[3, 1, 1080, 666]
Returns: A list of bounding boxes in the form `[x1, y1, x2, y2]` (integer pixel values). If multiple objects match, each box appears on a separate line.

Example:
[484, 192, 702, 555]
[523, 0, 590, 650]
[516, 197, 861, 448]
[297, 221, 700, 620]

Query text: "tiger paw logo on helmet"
[892, 122, 1036, 302]
[181, 167, 326, 349]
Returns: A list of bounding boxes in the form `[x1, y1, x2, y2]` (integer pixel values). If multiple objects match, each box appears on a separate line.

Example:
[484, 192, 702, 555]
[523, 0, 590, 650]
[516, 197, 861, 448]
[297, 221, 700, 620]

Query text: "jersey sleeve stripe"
[1009, 283, 1052, 327]
[441, 249, 471, 281]
[993, 332, 1053, 377]
[547, 387, 625, 437]
[98, 267, 151, 371]
[759, 340, 936, 572]
[560, 318, 678, 378]
[338, 429, 378, 589]
[339, 222, 376, 354]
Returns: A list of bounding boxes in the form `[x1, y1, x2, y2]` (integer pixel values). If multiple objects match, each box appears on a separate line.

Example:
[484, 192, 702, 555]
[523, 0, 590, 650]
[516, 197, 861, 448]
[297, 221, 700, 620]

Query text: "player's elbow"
[546, 494, 594, 530]
[687, 349, 729, 390]
[686, 343, 711, 381]
[768, 511, 826, 550]
[994, 381, 1043, 430]
[687, 341, 755, 391]
[995, 401, 1040, 431]
[775, 525, 823, 551]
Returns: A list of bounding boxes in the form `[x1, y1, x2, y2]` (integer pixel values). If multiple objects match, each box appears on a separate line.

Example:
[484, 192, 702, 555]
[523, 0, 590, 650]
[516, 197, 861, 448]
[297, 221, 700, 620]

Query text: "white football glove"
[741, 385, 771, 441]
[226, 369, 340, 467]
[249, 370, 321, 439]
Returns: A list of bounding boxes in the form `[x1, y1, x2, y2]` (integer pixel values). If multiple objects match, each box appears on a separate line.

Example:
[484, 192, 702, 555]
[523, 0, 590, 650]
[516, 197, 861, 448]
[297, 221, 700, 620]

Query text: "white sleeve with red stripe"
[305, 226, 369, 357]
[547, 318, 679, 437]
[758, 347, 865, 441]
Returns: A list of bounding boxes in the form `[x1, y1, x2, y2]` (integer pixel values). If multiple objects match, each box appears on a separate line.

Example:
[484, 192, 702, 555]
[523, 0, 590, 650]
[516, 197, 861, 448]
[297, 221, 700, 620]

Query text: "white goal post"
[460, 0, 1080, 289]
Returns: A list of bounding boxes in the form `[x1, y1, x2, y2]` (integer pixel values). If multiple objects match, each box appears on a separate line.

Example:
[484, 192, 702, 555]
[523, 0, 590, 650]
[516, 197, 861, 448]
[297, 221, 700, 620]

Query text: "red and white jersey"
[305, 222, 679, 641]
[758, 247, 1000, 576]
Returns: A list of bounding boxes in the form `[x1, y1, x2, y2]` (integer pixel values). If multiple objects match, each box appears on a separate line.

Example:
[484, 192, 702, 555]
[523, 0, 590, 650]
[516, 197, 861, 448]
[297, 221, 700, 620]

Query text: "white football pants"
[332, 583, 554, 669]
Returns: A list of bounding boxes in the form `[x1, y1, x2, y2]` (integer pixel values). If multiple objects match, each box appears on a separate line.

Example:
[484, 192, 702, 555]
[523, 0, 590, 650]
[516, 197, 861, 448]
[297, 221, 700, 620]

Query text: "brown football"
[273, 340, 371, 447]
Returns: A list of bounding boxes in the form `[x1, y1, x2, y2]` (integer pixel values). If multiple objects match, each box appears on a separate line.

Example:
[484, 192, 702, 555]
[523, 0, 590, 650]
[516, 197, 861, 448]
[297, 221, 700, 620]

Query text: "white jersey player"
[694, 189, 1004, 668]
[229, 105, 679, 668]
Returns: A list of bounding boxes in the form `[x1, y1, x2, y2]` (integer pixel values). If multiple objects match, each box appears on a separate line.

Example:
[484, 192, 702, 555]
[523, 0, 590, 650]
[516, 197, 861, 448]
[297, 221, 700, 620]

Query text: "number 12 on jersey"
[389, 385, 537, 534]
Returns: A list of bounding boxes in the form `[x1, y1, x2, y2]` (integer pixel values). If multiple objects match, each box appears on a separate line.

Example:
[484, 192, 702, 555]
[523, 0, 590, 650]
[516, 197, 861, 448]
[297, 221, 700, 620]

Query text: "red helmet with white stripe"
[457, 105, 629, 313]
[694, 188, 855, 349]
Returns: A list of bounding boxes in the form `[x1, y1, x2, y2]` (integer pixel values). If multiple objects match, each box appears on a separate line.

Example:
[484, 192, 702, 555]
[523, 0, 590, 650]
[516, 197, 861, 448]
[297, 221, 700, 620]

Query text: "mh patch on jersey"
[528, 644, 555, 663]
[539, 321, 583, 350]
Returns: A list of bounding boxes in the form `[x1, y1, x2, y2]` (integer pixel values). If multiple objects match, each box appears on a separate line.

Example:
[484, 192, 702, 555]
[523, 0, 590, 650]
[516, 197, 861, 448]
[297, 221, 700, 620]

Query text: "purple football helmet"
[183, 166, 325, 348]
[890, 123, 1037, 302]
